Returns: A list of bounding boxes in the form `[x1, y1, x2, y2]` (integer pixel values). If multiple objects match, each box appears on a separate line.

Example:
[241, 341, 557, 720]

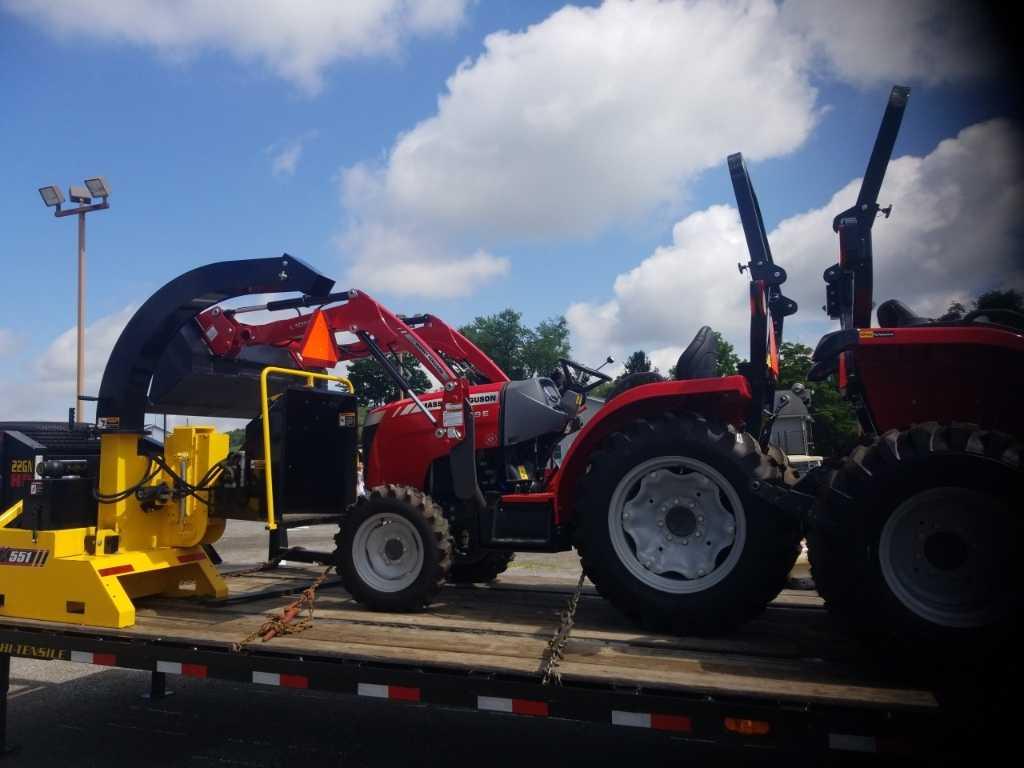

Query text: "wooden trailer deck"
[3, 565, 936, 712]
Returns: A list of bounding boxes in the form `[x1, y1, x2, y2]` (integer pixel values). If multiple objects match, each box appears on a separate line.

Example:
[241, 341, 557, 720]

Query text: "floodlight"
[38, 185, 65, 207]
[84, 176, 110, 198]
[69, 186, 92, 204]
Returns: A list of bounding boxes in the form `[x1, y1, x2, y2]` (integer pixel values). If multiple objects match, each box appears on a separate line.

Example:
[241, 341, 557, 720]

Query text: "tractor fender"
[551, 375, 751, 524]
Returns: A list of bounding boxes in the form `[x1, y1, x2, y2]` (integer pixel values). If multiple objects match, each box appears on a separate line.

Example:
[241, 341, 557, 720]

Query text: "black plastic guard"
[450, 399, 485, 510]
[96, 255, 334, 431]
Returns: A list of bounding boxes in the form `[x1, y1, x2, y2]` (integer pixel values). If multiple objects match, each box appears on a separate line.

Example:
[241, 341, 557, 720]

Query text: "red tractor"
[197, 243, 804, 634]
[735, 85, 1023, 659]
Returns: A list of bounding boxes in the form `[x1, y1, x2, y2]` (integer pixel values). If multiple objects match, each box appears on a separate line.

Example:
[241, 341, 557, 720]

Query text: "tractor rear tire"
[336, 484, 452, 612]
[604, 372, 665, 403]
[807, 423, 1023, 664]
[449, 551, 515, 584]
[575, 412, 801, 635]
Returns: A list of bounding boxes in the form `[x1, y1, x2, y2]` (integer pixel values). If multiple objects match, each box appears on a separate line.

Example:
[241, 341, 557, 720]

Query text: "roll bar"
[825, 85, 910, 330]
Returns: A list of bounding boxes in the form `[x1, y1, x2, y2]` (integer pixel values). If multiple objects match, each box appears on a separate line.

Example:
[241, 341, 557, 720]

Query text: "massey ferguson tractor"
[185, 227, 803, 635]
[734, 85, 1023, 660]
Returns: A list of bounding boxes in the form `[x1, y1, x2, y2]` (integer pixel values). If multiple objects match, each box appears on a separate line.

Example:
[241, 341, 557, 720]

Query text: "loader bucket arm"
[96, 255, 334, 432]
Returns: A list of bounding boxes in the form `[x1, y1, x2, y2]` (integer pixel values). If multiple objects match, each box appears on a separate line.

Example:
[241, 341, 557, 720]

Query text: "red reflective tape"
[98, 564, 135, 577]
[181, 663, 207, 678]
[511, 699, 549, 717]
[177, 552, 206, 563]
[280, 674, 308, 689]
[651, 713, 692, 733]
[93, 653, 117, 666]
[388, 686, 420, 702]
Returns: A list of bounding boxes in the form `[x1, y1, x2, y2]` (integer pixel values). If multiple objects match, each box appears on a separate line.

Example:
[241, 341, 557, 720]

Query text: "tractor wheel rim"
[879, 486, 1009, 628]
[609, 455, 746, 594]
[352, 513, 424, 593]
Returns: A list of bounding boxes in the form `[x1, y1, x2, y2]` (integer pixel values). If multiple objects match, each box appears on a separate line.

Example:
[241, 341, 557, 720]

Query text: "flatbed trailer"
[0, 566, 955, 760]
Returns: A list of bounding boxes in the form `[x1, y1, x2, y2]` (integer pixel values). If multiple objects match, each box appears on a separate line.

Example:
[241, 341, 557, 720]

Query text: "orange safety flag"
[298, 309, 339, 368]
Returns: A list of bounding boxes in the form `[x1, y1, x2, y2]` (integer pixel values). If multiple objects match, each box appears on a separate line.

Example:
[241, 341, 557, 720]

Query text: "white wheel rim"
[879, 486, 1009, 628]
[608, 455, 746, 594]
[351, 512, 425, 593]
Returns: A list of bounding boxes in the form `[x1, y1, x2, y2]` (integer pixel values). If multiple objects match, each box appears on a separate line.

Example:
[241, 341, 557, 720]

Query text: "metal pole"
[76, 211, 86, 424]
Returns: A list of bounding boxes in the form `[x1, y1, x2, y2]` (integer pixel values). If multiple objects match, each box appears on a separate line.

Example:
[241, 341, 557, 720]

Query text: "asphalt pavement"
[2, 522, 734, 768]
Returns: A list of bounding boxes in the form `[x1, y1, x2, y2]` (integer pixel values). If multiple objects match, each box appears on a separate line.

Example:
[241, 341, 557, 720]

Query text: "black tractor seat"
[877, 298, 1024, 331]
[674, 325, 719, 380]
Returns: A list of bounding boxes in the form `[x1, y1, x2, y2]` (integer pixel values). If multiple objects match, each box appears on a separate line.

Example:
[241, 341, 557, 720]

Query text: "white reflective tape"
[829, 733, 877, 753]
[477, 696, 514, 713]
[156, 660, 182, 675]
[252, 671, 280, 686]
[357, 683, 388, 699]
[70, 651, 92, 664]
[612, 710, 652, 728]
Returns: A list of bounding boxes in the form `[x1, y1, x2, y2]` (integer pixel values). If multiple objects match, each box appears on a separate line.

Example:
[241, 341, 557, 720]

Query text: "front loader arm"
[197, 289, 485, 505]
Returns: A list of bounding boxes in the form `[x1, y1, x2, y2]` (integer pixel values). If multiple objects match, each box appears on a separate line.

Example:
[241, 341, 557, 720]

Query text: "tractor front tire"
[575, 412, 801, 635]
[449, 551, 515, 584]
[808, 423, 1023, 663]
[336, 485, 452, 612]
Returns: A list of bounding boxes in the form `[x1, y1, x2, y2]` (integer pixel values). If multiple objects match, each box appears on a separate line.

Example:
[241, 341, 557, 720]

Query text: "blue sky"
[1, 1, 1020, 420]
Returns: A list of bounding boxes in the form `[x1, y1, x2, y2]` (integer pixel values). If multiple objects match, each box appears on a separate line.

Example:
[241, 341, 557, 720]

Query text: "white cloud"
[779, 0, 999, 86]
[268, 130, 318, 177]
[568, 119, 1024, 365]
[0, 306, 135, 421]
[343, 0, 818, 242]
[342, 223, 510, 299]
[2, 0, 469, 94]
[0, 329, 20, 356]
[337, 0, 823, 299]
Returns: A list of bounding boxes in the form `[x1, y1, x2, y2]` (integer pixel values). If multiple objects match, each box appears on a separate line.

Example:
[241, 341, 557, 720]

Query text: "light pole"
[38, 178, 111, 423]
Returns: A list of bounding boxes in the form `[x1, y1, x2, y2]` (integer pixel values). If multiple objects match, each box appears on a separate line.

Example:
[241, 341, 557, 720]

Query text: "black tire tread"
[574, 411, 800, 635]
[808, 422, 1022, 658]
[448, 551, 516, 584]
[335, 484, 452, 611]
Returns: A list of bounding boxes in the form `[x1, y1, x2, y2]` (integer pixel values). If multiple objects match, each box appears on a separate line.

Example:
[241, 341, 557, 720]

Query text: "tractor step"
[276, 513, 344, 529]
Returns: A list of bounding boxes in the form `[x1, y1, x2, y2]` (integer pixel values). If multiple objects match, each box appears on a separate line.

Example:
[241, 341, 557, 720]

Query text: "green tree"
[460, 309, 570, 379]
[777, 342, 859, 458]
[711, 331, 742, 376]
[945, 289, 1021, 322]
[347, 354, 431, 408]
[522, 316, 571, 378]
[622, 350, 653, 375]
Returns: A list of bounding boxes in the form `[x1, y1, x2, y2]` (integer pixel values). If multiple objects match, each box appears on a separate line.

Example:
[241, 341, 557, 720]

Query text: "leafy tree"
[944, 289, 1021, 321]
[347, 354, 431, 408]
[460, 309, 570, 379]
[522, 316, 571, 378]
[711, 331, 742, 376]
[623, 350, 653, 375]
[777, 342, 859, 458]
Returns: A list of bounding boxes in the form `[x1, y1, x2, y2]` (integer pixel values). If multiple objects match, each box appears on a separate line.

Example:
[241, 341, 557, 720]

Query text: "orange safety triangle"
[298, 309, 339, 368]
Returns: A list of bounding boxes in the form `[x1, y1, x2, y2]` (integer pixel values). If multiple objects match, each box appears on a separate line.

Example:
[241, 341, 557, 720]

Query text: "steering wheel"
[557, 357, 613, 395]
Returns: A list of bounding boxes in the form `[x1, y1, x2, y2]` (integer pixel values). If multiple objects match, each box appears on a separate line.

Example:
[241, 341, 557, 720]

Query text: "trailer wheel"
[449, 551, 515, 584]
[808, 423, 1023, 662]
[575, 412, 800, 635]
[336, 484, 452, 611]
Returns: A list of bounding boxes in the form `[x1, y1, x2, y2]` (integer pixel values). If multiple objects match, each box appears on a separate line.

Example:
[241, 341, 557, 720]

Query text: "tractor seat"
[674, 325, 719, 380]
[876, 299, 933, 328]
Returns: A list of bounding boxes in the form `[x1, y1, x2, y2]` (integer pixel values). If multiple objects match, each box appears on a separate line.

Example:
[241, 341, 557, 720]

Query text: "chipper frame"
[0, 256, 338, 627]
